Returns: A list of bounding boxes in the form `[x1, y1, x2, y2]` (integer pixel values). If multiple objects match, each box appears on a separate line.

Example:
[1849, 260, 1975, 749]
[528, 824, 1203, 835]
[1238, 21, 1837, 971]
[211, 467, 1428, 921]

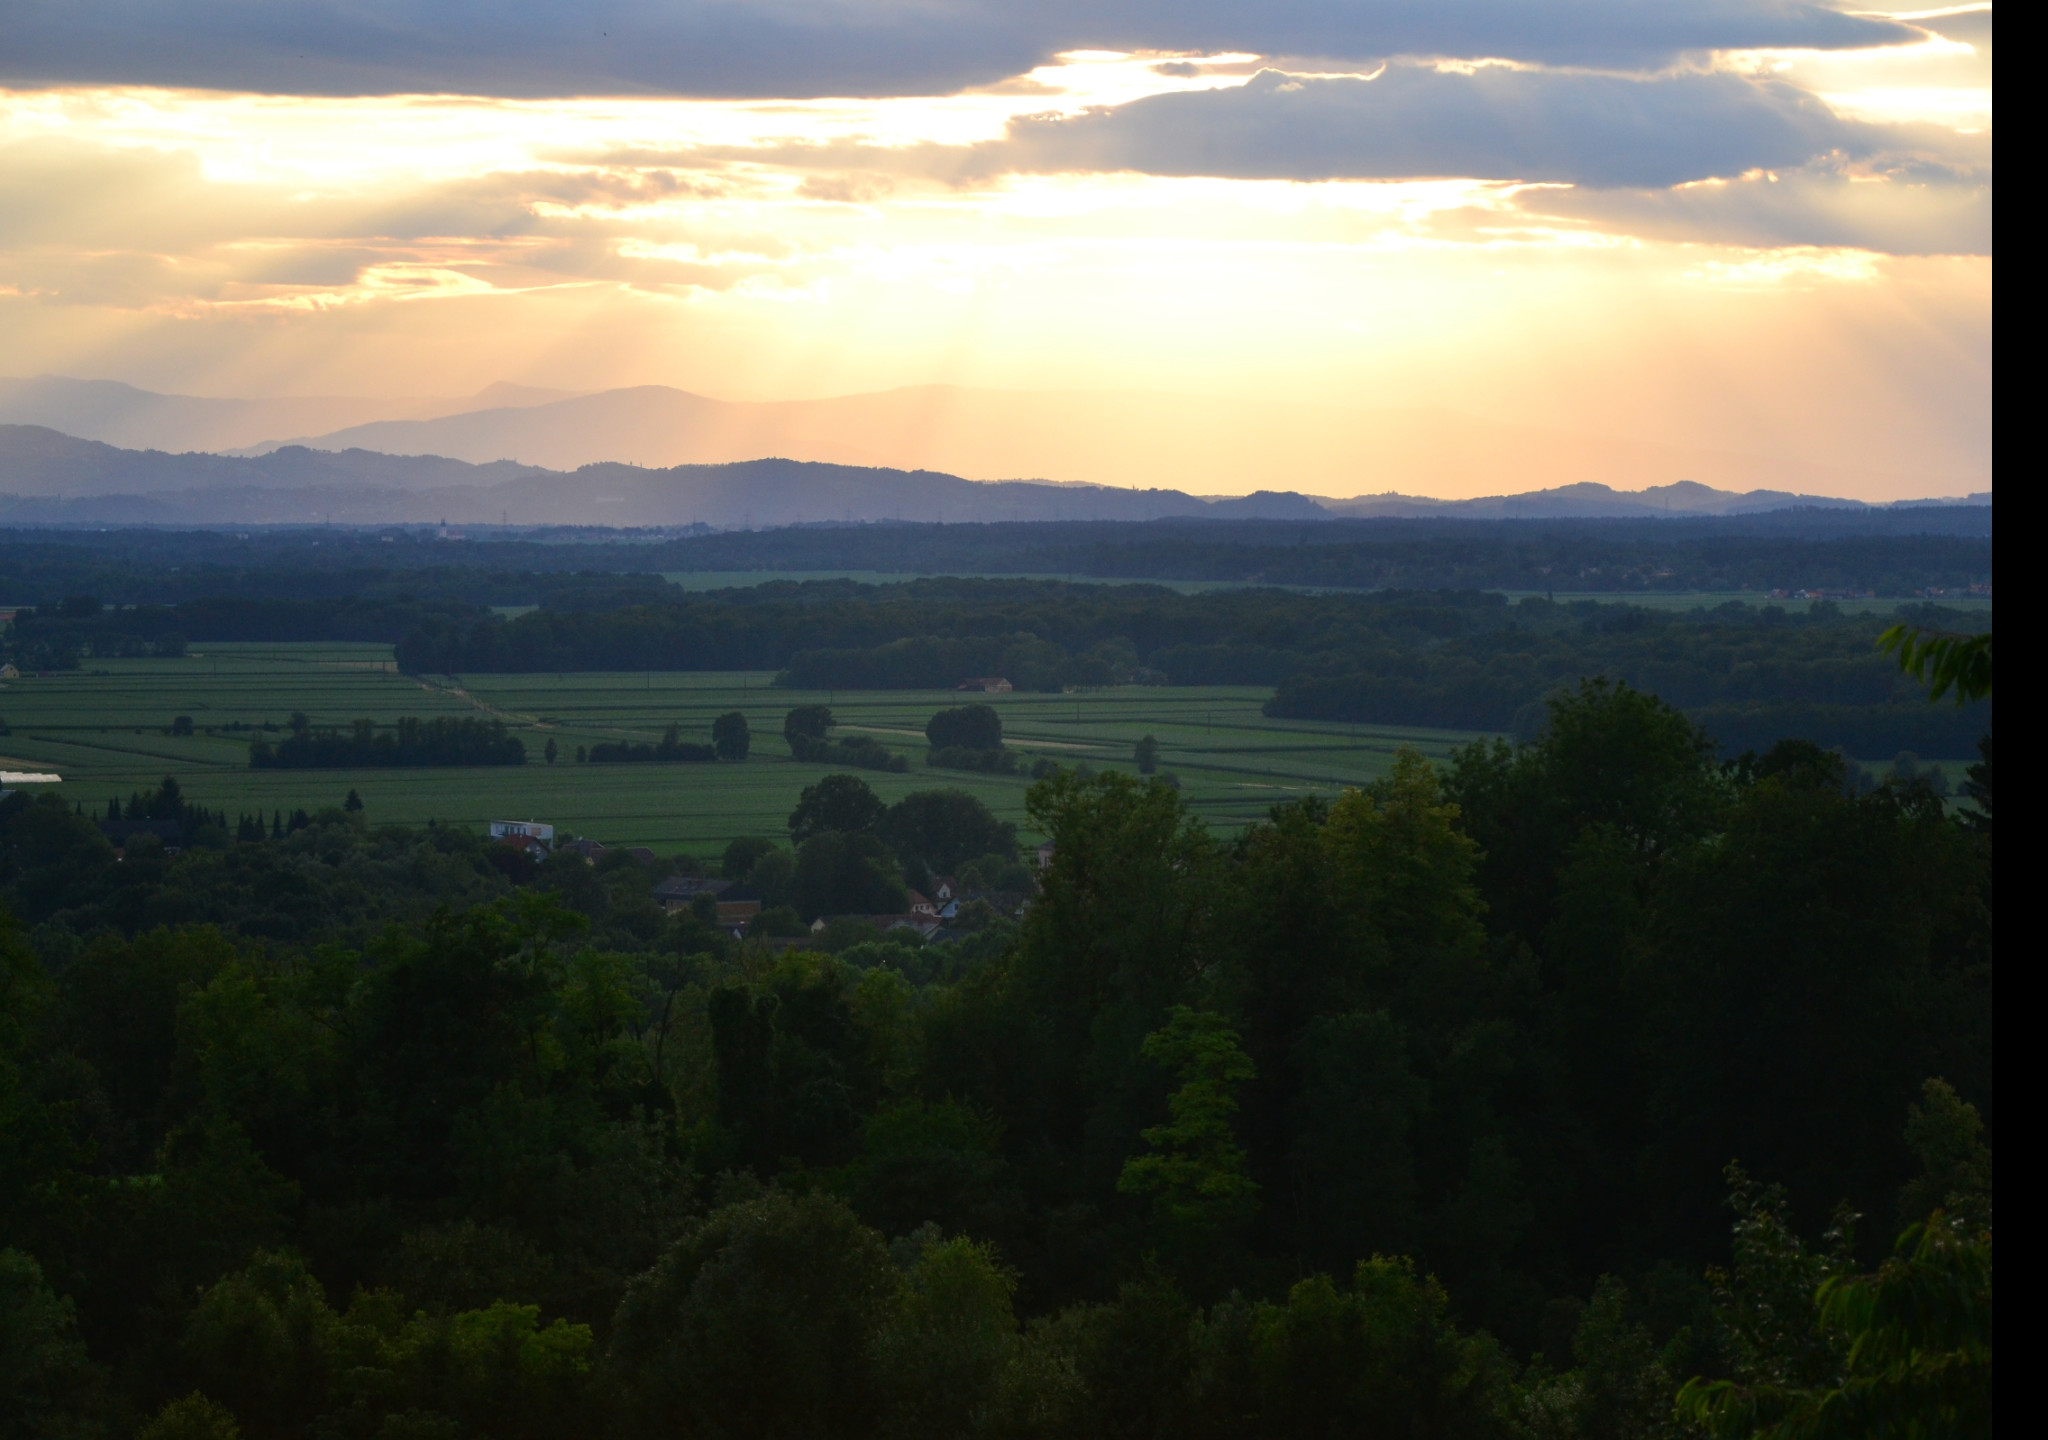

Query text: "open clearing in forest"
[1, 643, 1486, 854]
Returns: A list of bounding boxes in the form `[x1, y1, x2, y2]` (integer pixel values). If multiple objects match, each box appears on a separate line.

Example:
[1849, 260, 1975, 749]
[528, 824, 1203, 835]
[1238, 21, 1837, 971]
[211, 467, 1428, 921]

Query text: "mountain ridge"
[0, 425, 1990, 529]
[0, 375, 580, 454]
[3, 375, 1979, 503]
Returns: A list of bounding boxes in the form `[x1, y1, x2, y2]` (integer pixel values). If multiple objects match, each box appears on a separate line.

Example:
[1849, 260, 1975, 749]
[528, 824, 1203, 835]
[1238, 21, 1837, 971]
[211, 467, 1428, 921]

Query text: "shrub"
[926, 705, 1003, 752]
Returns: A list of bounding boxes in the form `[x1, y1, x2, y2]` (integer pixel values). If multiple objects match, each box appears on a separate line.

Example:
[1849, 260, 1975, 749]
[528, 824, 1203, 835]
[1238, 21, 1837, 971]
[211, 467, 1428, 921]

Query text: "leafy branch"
[1878, 625, 1991, 704]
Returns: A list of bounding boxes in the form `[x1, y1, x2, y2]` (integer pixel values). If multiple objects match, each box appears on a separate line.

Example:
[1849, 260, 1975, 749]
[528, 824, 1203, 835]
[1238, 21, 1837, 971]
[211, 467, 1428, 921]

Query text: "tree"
[875, 1233, 1022, 1438]
[712, 711, 751, 761]
[1567, 1275, 1673, 1440]
[1119, 1007, 1259, 1249]
[1878, 624, 1991, 703]
[837, 1101, 1018, 1250]
[1679, 1217, 1990, 1440]
[138, 1394, 241, 1440]
[0, 1248, 108, 1440]
[1897, 1078, 1992, 1232]
[745, 849, 797, 909]
[1015, 770, 1217, 1134]
[785, 705, 835, 758]
[150, 775, 186, 820]
[1288, 1010, 1427, 1269]
[610, 1191, 899, 1440]
[792, 832, 908, 921]
[165, 1248, 599, 1440]
[1186, 1256, 1511, 1440]
[1960, 735, 1991, 833]
[343, 788, 364, 812]
[926, 704, 1003, 753]
[543, 737, 558, 765]
[1447, 677, 1721, 945]
[722, 835, 778, 880]
[789, 774, 886, 844]
[1134, 734, 1159, 774]
[180, 1249, 338, 1436]
[877, 789, 1016, 875]
[1644, 776, 1988, 1250]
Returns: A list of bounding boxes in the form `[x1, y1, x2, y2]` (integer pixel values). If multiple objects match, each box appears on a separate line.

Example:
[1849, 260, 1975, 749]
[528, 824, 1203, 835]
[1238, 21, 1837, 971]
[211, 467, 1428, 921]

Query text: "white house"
[490, 820, 555, 851]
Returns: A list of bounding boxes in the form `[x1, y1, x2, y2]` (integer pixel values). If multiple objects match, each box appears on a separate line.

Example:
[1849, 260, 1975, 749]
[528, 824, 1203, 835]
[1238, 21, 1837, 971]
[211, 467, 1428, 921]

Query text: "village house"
[808, 913, 947, 941]
[716, 897, 762, 927]
[651, 875, 731, 913]
[495, 832, 549, 861]
[886, 916, 946, 940]
[956, 889, 1030, 921]
[955, 676, 1013, 693]
[489, 820, 554, 855]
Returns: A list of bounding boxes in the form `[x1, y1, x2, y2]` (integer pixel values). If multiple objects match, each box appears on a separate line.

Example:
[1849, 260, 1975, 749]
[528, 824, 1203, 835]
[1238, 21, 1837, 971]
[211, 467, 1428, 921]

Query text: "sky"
[0, 2, 1992, 498]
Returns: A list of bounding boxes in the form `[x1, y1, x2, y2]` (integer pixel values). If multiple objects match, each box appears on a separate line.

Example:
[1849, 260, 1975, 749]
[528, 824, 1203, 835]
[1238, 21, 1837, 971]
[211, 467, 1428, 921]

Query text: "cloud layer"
[994, 65, 1872, 188]
[3, 1, 1921, 98]
[0, 6, 1992, 500]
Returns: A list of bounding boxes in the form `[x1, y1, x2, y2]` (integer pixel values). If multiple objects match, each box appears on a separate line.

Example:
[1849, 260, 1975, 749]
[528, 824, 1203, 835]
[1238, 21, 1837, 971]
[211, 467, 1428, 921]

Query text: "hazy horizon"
[0, 373, 1989, 504]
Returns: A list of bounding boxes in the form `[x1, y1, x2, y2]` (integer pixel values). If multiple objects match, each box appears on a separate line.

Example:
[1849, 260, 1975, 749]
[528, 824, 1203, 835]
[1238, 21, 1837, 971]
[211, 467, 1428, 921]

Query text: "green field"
[0, 643, 1483, 856]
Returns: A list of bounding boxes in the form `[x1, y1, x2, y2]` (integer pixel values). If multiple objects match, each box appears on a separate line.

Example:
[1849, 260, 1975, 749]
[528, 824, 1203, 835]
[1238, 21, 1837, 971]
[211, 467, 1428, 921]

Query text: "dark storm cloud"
[0, 1, 1920, 99]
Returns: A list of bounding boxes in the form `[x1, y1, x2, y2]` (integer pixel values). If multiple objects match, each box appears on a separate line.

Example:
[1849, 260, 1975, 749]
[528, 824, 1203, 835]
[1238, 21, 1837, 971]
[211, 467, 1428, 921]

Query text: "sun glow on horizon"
[0, 21, 1992, 500]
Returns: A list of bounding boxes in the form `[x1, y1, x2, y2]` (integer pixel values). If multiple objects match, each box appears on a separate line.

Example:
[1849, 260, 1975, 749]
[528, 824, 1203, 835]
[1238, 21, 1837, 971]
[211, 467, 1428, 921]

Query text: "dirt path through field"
[411, 675, 550, 729]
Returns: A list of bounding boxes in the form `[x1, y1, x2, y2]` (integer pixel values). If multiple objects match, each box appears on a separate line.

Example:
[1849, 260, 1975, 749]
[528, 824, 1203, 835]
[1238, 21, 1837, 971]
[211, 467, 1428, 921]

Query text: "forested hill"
[0, 513, 1992, 607]
[574, 511, 1995, 590]
[391, 581, 1990, 758]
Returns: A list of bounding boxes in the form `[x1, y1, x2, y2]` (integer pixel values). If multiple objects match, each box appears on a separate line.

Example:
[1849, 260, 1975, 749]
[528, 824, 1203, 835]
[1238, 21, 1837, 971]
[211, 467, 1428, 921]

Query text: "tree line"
[619, 515, 1993, 595]
[0, 675, 1991, 1437]
[394, 580, 1991, 757]
[3, 595, 491, 670]
[250, 715, 527, 769]
[0, 514, 1990, 610]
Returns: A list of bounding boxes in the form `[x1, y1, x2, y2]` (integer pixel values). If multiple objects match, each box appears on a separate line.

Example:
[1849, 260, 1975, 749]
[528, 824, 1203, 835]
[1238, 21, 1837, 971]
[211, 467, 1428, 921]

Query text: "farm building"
[490, 820, 555, 851]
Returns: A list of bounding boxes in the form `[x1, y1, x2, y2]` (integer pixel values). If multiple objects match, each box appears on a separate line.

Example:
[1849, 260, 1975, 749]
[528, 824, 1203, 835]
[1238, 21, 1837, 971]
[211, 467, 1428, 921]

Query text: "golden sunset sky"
[0, 3, 1991, 498]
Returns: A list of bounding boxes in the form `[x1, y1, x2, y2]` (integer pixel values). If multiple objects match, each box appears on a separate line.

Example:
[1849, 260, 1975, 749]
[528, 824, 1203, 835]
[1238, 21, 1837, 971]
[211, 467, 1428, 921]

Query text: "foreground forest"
[0, 675, 1991, 1438]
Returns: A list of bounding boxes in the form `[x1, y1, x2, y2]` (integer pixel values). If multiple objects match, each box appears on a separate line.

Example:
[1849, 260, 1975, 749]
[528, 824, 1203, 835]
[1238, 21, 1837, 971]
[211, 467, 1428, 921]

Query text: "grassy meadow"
[0, 642, 1482, 855]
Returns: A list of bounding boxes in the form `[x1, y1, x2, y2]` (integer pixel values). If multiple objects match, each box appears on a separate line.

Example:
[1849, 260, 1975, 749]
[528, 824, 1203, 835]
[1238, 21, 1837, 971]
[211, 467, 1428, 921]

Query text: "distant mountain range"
[2, 374, 1985, 505]
[0, 425, 1991, 528]
[0, 375, 579, 454]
